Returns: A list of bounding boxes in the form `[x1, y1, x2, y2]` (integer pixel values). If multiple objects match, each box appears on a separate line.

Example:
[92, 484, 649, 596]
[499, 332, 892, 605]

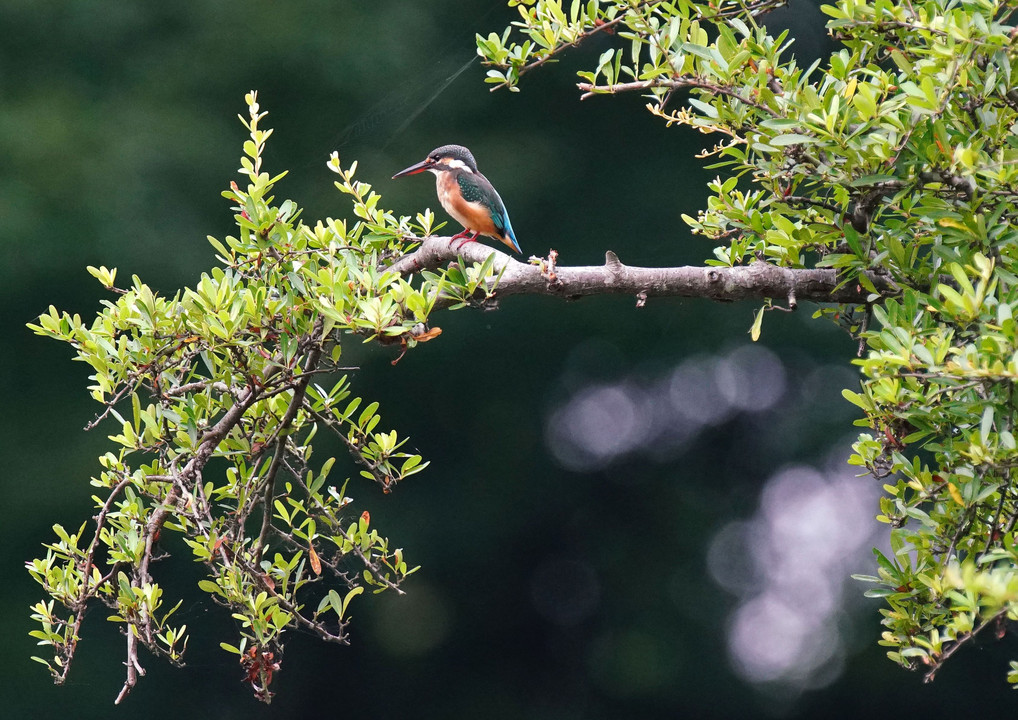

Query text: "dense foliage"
[24, 93, 490, 703]
[477, 0, 1018, 685]
[26, 0, 1018, 703]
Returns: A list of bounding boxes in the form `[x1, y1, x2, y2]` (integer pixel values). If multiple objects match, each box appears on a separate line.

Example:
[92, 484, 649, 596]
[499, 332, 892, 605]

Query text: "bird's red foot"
[451, 231, 480, 251]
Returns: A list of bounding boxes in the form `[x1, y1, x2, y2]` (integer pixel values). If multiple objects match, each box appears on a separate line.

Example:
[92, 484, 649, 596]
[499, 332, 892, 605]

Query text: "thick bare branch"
[387, 236, 897, 306]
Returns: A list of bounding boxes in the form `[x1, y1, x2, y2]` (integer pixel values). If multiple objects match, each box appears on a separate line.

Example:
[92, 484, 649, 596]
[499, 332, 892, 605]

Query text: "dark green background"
[2, 1, 1014, 717]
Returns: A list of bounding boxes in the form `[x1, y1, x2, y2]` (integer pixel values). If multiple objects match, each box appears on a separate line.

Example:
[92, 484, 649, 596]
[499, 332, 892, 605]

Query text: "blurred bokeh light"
[712, 458, 883, 690]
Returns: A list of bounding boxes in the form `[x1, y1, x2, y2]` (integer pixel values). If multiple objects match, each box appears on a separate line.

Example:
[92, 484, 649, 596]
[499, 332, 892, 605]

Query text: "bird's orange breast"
[436, 173, 497, 237]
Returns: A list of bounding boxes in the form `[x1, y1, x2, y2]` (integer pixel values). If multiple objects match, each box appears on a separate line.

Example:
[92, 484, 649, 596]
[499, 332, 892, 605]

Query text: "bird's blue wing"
[459, 173, 521, 253]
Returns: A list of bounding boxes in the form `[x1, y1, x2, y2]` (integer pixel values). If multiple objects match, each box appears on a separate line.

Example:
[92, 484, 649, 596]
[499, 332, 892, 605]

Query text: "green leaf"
[198, 580, 224, 597]
[117, 573, 137, 602]
[342, 586, 364, 617]
[842, 389, 872, 412]
[749, 306, 765, 341]
[980, 406, 994, 445]
[769, 133, 817, 146]
[328, 589, 343, 617]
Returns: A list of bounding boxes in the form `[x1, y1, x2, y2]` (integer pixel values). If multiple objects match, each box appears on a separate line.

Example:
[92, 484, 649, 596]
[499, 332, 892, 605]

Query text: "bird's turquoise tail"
[502, 211, 521, 253]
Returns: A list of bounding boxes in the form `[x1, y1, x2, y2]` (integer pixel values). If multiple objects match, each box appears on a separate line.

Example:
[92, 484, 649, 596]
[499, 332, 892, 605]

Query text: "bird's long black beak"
[392, 158, 432, 179]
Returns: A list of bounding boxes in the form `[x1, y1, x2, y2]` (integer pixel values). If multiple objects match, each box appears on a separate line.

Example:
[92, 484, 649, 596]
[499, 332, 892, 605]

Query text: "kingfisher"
[392, 144, 521, 254]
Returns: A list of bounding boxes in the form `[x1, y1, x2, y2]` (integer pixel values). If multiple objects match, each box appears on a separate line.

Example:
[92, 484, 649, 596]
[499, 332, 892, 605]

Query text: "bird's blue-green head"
[392, 144, 478, 178]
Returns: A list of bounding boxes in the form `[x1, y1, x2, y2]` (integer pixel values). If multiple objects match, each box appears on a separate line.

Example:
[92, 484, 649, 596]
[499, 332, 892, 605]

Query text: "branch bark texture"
[388, 236, 896, 306]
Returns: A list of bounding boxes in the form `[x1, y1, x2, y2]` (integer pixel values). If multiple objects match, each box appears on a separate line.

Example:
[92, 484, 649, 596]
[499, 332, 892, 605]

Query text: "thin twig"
[254, 330, 324, 566]
[782, 195, 843, 213]
[54, 474, 136, 683]
[163, 380, 235, 398]
[485, 2, 653, 92]
[980, 468, 1009, 562]
[115, 626, 145, 705]
[113, 382, 264, 704]
[857, 306, 871, 358]
[577, 77, 782, 116]
[924, 606, 1012, 683]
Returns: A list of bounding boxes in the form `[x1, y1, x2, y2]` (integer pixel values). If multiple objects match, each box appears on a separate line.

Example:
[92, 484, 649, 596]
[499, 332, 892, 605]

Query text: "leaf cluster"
[478, 0, 1018, 684]
[24, 91, 502, 703]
